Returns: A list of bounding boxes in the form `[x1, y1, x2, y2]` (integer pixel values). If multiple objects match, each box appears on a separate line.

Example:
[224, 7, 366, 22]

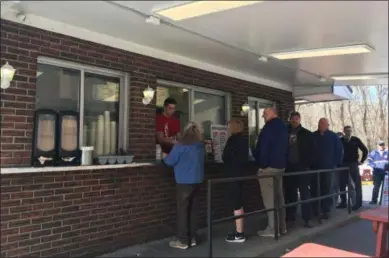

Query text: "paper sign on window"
[210, 124, 228, 163]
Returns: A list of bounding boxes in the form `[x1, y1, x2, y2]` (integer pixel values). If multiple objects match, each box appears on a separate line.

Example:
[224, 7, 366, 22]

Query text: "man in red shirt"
[156, 98, 181, 156]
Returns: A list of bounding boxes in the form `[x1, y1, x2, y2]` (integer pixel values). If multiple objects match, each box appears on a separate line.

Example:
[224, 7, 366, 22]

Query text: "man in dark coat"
[337, 126, 368, 210]
[284, 112, 317, 228]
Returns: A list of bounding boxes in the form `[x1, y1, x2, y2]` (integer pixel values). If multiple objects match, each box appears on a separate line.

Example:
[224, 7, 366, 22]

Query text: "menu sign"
[382, 174, 388, 207]
[210, 124, 228, 163]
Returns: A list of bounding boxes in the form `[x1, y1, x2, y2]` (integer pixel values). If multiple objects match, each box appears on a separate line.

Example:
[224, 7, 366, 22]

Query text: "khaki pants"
[257, 167, 287, 232]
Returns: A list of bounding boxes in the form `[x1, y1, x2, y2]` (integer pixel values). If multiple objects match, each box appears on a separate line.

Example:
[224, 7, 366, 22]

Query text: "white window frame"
[37, 56, 129, 152]
[157, 79, 231, 125]
[248, 96, 276, 133]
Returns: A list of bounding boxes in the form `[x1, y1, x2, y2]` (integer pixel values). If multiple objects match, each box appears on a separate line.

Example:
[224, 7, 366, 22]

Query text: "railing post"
[207, 180, 213, 258]
[317, 173, 322, 224]
[273, 176, 279, 240]
[347, 168, 351, 214]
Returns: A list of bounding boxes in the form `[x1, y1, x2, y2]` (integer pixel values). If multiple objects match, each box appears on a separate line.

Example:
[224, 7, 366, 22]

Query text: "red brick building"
[2, 1, 359, 257]
[0, 18, 294, 257]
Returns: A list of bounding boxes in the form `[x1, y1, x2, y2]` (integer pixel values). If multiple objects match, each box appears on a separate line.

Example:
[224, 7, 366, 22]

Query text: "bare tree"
[340, 101, 345, 129]
[347, 100, 356, 130]
[297, 85, 388, 151]
[359, 87, 372, 148]
[376, 85, 388, 142]
[327, 103, 335, 129]
[324, 103, 328, 118]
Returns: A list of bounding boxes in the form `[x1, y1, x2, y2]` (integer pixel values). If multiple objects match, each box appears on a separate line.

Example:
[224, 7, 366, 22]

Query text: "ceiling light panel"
[155, 1, 262, 21]
[268, 44, 374, 60]
[332, 73, 388, 81]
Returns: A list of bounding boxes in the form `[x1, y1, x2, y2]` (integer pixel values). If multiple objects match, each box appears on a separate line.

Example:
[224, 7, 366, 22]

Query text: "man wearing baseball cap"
[367, 140, 388, 205]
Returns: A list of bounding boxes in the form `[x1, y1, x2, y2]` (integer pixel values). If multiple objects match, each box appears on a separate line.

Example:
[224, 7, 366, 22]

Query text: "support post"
[207, 181, 213, 258]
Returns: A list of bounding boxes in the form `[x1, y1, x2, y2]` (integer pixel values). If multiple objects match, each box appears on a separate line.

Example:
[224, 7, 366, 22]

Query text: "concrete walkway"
[311, 219, 377, 256]
[99, 184, 381, 257]
[266, 213, 383, 257]
[100, 204, 377, 257]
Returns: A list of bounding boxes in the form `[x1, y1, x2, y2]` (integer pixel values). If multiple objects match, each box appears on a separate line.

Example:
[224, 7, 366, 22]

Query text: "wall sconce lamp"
[142, 86, 155, 105]
[1, 62, 16, 90]
[241, 103, 250, 116]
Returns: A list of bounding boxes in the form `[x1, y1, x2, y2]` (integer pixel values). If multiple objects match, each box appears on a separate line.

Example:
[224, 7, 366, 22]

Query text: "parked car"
[359, 164, 373, 182]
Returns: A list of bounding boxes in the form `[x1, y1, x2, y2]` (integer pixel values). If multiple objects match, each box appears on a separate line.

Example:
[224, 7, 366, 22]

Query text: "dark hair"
[289, 111, 301, 119]
[344, 125, 352, 130]
[164, 97, 177, 107]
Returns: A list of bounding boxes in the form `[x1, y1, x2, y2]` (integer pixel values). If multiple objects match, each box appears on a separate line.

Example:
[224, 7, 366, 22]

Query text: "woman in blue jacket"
[163, 122, 205, 250]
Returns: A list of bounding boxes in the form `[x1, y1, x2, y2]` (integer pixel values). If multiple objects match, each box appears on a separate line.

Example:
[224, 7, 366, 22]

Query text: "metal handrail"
[207, 167, 351, 258]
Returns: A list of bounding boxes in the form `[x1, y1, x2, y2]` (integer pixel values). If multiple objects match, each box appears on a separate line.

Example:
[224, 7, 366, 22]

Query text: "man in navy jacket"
[254, 107, 288, 237]
[310, 118, 343, 219]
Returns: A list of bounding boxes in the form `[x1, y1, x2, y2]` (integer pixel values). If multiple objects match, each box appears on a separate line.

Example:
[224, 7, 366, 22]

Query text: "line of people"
[156, 98, 387, 249]
[247, 109, 346, 239]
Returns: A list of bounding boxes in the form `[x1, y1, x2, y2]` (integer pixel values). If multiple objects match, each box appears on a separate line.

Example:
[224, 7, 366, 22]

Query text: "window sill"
[0, 163, 154, 175]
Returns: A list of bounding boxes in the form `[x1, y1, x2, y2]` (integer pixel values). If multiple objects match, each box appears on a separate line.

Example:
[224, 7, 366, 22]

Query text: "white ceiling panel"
[157, 1, 388, 85]
[3, 0, 387, 88]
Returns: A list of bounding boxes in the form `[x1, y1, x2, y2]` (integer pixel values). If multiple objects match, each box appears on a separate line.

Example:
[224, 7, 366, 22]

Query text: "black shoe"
[321, 213, 330, 220]
[336, 203, 347, 209]
[225, 232, 245, 243]
[304, 220, 314, 228]
[369, 201, 377, 205]
[286, 216, 296, 223]
[286, 218, 296, 229]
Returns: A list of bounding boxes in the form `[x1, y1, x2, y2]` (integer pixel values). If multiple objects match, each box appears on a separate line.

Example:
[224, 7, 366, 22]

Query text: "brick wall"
[1, 164, 263, 257]
[0, 19, 294, 166]
[0, 19, 294, 257]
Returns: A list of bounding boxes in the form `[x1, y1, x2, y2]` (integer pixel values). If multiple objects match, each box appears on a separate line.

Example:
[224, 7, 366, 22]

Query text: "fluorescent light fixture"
[268, 44, 374, 60]
[295, 100, 308, 104]
[194, 99, 205, 105]
[155, 1, 262, 21]
[145, 15, 161, 25]
[258, 56, 268, 62]
[332, 73, 388, 81]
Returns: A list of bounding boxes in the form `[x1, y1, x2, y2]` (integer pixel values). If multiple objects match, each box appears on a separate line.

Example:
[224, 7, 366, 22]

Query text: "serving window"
[156, 80, 230, 140]
[248, 97, 276, 150]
